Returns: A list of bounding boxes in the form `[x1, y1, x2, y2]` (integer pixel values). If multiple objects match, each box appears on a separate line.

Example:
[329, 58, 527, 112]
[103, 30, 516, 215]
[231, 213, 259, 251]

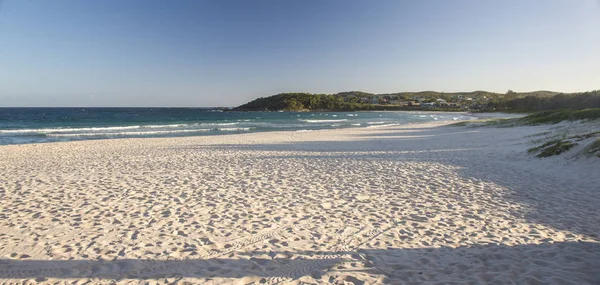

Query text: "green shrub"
[585, 139, 600, 158]
[535, 141, 578, 158]
[519, 109, 600, 125]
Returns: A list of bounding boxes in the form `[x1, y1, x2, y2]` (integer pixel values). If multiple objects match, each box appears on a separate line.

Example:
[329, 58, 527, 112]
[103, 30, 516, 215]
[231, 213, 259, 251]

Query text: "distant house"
[369, 95, 382, 104]
[421, 102, 436, 109]
[434, 99, 448, 107]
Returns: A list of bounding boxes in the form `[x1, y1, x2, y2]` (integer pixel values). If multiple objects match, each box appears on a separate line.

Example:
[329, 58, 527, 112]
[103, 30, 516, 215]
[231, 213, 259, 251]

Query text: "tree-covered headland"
[234, 90, 600, 112]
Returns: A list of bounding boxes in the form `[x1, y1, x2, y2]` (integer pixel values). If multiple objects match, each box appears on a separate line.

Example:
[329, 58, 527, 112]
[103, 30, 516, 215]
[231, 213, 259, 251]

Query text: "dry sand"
[0, 121, 599, 284]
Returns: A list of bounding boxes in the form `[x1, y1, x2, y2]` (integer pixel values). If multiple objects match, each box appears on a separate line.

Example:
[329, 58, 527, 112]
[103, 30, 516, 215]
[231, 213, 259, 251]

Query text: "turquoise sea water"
[0, 108, 476, 145]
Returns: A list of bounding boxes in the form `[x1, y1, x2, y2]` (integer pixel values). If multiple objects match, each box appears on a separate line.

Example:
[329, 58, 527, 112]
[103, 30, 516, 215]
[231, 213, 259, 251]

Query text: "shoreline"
[0, 120, 457, 150]
[1, 121, 598, 284]
[0, 110, 477, 147]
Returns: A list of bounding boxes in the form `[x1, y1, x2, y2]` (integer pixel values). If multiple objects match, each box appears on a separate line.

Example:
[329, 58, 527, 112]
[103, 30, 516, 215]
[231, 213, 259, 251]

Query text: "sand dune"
[0, 121, 598, 284]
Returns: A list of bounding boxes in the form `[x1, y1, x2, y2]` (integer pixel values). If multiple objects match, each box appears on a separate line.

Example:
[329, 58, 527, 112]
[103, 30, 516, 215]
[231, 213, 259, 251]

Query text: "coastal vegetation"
[522, 109, 600, 158]
[489, 91, 600, 111]
[517, 109, 600, 125]
[234, 93, 377, 111]
[234, 90, 600, 112]
[235, 91, 600, 159]
[528, 139, 579, 158]
[585, 139, 600, 157]
[451, 109, 600, 128]
[451, 109, 600, 158]
[527, 131, 600, 158]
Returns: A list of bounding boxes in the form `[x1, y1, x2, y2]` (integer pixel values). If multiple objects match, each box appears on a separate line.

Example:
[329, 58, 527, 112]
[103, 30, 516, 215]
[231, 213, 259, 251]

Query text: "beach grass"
[452, 109, 600, 158]
[528, 139, 578, 158]
[527, 131, 600, 158]
[517, 108, 600, 125]
[583, 138, 600, 157]
[449, 118, 514, 127]
[1, 120, 599, 283]
[454, 109, 600, 128]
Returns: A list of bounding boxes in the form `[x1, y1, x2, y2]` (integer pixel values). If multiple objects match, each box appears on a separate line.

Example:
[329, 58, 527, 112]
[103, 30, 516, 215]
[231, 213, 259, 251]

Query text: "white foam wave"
[218, 127, 252, 131]
[0, 123, 205, 134]
[366, 121, 387, 125]
[366, 123, 399, 128]
[47, 129, 212, 137]
[0, 125, 142, 134]
[204, 122, 238, 126]
[142, 124, 189, 128]
[299, 119, 348, 123]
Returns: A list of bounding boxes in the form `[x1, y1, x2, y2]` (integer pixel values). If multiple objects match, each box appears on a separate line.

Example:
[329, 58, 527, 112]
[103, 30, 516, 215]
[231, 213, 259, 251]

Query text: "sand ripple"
[0, 122, 598, 284]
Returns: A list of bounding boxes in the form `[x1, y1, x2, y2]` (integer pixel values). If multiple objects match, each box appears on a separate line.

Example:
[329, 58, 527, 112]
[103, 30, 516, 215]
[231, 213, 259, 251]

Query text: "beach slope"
[0, 121, 598, 284]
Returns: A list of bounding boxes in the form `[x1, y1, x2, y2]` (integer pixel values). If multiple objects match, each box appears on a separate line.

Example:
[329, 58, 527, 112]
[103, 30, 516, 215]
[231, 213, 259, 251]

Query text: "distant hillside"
[234, 90, 599, 112]
[234, 93, 391, 111]
[490, 90, 600, 111]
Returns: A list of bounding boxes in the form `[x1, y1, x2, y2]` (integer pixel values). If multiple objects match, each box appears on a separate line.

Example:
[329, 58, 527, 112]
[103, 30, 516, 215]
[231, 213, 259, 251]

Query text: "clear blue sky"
[1, 0, 599, 107]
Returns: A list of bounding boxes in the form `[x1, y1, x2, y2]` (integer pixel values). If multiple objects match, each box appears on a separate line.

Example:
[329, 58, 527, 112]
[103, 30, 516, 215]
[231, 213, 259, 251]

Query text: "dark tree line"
[234, 93, 384, 111]
[234, 90, 600, 112]
[489, 91, 600, 111]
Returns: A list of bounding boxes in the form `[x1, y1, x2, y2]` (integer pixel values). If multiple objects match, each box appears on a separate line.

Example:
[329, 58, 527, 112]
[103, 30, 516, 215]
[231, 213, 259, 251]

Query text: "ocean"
[0, 108, 476, 145]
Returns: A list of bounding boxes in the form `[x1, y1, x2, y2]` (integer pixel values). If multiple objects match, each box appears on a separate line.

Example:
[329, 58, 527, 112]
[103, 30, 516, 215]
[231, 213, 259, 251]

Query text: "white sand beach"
[0, 121, 599, 284]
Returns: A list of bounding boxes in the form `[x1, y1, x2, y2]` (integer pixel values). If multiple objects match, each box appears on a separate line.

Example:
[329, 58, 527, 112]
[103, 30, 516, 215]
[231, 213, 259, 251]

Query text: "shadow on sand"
[1, 242, 599, 283]
[3, 125, 599, 283]
[174, 124, 600, 239]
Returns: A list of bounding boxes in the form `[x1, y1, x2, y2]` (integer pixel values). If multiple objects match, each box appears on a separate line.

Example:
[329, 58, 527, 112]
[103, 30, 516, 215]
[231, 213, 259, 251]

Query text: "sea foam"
[298, 119, 348, 123]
